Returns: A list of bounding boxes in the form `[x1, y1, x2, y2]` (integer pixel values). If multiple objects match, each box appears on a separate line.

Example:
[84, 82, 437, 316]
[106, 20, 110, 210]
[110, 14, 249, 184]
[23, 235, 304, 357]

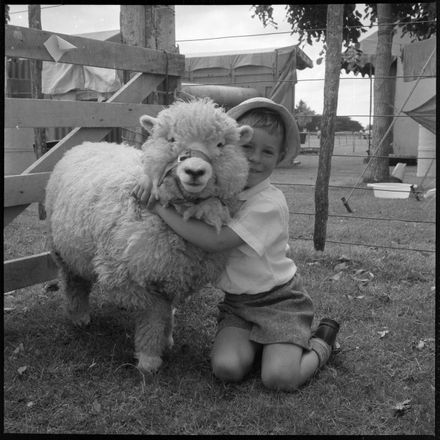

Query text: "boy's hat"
[227, 97, 301, 167]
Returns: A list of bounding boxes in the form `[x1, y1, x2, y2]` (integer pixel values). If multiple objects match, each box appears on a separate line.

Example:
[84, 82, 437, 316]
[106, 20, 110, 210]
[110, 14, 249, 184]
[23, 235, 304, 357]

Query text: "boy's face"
[240, 127, 282, 188]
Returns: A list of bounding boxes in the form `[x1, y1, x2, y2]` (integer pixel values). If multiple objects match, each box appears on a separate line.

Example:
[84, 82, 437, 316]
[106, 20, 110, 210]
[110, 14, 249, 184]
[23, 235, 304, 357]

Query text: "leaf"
[351, 269, 374, 285]
[92, 400, 102, 413]
[17, 366, 28, 375]
[377, 330, 389, 339]
[416, 340, 425, 350]
[338, 255, 351, 262]
[334, 262, 349, 272]
[393, 399, 411, 416]
[352, 277, 371, 284]
[354, 269, 366, 275]
[330, 271, 343, 282]
[13, 343, 25, 355]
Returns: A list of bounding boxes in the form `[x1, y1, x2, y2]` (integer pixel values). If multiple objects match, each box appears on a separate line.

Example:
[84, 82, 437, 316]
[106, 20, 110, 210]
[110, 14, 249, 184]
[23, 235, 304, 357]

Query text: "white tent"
[183, 45, 313, 113]
[342, 30, 436, 160]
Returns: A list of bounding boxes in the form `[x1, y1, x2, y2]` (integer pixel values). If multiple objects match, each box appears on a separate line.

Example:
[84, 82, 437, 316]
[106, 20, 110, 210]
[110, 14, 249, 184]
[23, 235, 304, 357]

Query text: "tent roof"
[185, 45, 313, 73]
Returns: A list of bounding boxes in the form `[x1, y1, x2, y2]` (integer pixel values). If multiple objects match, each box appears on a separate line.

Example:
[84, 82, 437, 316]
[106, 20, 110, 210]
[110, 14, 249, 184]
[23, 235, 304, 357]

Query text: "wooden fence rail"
[5, 98, 163, 128]
[6, 25, 184, 75]
[4, 25, 185, 293]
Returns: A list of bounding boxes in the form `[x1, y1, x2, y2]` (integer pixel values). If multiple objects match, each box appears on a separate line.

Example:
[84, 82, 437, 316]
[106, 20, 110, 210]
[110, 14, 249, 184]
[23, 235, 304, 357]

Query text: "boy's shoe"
[312, 318, 340, 348]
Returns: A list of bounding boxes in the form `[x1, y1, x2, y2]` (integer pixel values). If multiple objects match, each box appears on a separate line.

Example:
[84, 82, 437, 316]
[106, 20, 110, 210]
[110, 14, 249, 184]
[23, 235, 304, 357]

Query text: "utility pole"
[28, 4, 47, 219]
[120, 5, 180, 146]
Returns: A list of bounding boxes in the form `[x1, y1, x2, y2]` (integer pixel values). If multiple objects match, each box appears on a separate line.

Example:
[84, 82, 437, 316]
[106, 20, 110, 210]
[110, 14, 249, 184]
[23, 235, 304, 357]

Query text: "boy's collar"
[237, 178, 271, 200]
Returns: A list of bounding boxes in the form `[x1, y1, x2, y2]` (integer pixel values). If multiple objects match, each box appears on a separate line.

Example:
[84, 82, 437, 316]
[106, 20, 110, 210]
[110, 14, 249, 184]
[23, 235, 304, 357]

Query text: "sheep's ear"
[139, 115, 158, 134]
[237, 125, 253, 145]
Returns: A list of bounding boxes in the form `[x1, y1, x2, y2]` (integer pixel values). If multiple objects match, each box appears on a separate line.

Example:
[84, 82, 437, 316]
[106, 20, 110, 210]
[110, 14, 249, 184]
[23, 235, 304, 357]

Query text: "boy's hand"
[132, 175, 153, 205]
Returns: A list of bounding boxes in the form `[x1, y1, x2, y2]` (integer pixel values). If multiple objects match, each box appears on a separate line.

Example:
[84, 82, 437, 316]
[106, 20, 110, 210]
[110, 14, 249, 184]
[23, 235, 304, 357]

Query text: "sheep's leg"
[61, 269, 93, 327]
[134, 293, 175, 373]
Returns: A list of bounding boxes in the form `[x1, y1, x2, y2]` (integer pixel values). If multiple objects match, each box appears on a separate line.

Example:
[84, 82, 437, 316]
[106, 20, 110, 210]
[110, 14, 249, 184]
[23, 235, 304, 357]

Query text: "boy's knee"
[211, 354, 248, 383]
[261, 361, 301, 391]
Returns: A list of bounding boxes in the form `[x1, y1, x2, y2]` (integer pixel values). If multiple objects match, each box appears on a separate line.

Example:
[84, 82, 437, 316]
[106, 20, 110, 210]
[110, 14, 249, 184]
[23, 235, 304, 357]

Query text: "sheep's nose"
[185, 168, 205, 178]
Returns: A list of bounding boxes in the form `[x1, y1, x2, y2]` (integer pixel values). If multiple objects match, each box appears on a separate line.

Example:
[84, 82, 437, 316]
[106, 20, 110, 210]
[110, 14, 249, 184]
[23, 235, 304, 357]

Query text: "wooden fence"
[4, 24, 185, 293]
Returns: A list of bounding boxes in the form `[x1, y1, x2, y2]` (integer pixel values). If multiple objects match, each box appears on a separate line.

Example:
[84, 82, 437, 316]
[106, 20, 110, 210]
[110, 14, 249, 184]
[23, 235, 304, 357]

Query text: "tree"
[364, 3, 393, 182]
[295, 111, 363, 131]
[334, 116, 363, 132]
[294, 99, 315, 130]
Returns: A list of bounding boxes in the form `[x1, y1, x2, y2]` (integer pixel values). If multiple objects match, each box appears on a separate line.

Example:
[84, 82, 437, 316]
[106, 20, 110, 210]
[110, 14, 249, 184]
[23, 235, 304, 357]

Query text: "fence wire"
[5, 19, 436, 256]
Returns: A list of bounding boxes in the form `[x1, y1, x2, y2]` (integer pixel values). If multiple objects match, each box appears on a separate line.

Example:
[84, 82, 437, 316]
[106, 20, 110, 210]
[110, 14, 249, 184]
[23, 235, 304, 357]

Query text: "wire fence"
[5, 16, 436, 256]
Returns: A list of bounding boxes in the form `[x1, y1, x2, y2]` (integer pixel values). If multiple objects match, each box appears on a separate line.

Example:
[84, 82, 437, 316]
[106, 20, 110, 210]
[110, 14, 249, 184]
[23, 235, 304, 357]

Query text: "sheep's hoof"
[136, 352, 163, 373]
[69, 312, 91, 328]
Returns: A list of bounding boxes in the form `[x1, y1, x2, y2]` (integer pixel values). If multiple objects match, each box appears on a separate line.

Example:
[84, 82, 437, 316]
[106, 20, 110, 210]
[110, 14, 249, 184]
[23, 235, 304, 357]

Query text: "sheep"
[44, 98, 253, 373]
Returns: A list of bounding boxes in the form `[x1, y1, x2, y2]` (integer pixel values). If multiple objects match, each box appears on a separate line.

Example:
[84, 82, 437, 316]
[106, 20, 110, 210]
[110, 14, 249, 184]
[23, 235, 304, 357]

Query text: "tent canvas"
[42, 30, 122, 100]
[404, 95, 436, 135]
[184, 45, 313, 113]
[401, 37, 436, 135]
[343, 30, 436, 158]
[6, 30, 123, 101]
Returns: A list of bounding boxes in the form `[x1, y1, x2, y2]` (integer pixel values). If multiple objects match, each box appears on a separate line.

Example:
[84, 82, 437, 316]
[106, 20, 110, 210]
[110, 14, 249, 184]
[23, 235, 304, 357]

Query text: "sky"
[8, 4, 377, 127]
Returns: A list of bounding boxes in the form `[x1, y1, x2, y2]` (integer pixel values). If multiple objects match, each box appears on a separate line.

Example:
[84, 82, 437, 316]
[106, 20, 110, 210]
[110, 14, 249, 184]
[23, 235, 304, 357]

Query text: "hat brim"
[227, 97, 301, 167]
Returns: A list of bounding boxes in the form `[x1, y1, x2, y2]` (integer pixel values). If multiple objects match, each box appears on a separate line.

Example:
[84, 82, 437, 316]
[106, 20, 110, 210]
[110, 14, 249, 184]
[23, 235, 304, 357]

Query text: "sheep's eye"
[168, 137, 175, 143]
[217, 142, 225, 148]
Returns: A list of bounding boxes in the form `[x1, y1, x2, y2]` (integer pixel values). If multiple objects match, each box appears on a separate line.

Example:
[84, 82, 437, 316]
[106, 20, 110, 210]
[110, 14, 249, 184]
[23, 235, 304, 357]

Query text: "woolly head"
[140, 98, 253, 196]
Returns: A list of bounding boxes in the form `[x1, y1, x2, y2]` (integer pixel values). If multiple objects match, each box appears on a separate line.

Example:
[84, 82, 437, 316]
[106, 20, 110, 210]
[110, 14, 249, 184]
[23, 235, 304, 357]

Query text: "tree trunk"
[363, 3, 395, 182]
[28, 4, 47, 219]
[120, 5, 179, 147]
[313, 4, 344, 251]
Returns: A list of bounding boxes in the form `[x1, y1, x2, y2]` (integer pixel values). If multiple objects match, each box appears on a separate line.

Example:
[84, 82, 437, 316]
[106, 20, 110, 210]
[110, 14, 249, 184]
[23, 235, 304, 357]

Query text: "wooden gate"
[4, 25, 185, 293]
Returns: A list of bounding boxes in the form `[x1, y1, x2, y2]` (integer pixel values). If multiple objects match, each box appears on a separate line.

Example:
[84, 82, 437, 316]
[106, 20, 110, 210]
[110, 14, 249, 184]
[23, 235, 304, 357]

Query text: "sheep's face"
[140, 98, 253, 196]
[174, 149, 212, 193]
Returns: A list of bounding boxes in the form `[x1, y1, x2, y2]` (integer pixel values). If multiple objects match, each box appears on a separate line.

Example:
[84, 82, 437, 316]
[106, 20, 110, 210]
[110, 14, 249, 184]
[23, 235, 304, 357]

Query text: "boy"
[136, 97, 339, 391]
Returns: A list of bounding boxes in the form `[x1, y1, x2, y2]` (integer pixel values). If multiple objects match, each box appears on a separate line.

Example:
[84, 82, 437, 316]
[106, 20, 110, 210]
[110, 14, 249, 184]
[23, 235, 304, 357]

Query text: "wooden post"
[28, 4, 47, 220]
[313, 4, 344, 251]
[120, 5, 179, 147]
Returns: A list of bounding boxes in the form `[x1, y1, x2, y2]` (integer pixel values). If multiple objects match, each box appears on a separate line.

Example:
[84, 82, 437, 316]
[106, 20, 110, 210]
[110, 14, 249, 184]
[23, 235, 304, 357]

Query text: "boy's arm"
[153, 203, 244, 252]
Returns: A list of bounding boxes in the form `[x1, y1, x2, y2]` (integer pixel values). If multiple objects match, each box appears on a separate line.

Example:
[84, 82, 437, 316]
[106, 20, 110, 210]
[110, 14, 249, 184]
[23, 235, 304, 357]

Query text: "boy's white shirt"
[216, 178, 297, 294]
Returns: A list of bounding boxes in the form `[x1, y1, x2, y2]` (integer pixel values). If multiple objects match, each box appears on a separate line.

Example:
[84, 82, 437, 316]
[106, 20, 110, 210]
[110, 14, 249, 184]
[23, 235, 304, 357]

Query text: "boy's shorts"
[216, 273, 314, 350]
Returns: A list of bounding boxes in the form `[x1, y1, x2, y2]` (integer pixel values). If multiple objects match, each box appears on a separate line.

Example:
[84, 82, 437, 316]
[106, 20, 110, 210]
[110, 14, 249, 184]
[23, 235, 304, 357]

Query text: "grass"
[3, 177, 436, 435]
